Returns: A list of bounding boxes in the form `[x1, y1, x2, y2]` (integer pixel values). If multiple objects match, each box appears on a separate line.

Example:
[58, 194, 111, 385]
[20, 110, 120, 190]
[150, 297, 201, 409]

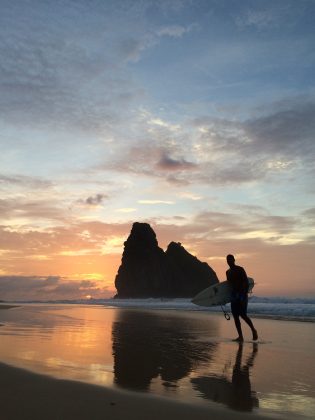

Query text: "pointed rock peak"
[125, 222, 158, 248]
[166, 241, 193, 257]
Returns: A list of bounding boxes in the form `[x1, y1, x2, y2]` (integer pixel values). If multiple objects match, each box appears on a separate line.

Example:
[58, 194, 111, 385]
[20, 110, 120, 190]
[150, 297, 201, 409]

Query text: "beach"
[0, 304, 314, 419]
[0, 361, 276, 420]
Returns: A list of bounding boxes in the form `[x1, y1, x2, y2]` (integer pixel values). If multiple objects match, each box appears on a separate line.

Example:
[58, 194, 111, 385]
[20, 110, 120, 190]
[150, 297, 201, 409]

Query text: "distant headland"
[114, 222, 219, 298]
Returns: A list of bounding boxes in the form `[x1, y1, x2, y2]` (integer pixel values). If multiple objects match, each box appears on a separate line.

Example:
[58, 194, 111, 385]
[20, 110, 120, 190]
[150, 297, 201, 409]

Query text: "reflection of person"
[226, 254, 258, 342]
[191, 342, 259, 411]
[231, 342, 259, 411]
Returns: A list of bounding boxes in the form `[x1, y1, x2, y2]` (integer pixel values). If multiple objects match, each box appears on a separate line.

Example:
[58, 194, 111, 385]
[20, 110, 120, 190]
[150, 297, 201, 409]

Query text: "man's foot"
[232, 337, 244, 342]
[252, 329, 258, 341]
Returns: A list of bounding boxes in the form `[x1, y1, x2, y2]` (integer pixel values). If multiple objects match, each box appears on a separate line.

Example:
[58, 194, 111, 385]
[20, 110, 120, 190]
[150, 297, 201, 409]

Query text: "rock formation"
[166, 241, 218, 296]
[115, 222, 218, 298]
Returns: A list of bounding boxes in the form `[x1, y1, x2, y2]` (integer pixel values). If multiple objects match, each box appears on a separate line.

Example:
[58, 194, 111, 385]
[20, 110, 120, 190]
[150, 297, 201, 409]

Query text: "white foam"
[94, 296, 315, 321]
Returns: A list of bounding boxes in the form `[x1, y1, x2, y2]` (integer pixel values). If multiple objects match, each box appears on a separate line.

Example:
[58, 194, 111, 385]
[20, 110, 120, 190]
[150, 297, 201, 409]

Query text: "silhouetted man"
[226, 254, 258, 342]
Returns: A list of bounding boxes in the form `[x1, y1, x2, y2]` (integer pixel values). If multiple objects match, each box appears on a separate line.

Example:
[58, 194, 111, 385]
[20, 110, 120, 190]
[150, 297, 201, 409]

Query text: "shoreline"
[0, 361, 275, 420]
[3, 301, 315, 323]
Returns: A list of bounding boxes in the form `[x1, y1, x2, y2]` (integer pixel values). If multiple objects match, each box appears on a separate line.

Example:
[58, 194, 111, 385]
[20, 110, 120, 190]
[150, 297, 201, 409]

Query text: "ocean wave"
[250, 296, 315, 304]
[10, 296, 315, 321]
[90, 297, 315, 320]
[102, 297, 315, 320]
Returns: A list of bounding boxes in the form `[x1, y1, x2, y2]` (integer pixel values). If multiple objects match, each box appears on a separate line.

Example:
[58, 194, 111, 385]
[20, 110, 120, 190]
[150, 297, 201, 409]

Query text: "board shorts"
[231, 291, 248, 317]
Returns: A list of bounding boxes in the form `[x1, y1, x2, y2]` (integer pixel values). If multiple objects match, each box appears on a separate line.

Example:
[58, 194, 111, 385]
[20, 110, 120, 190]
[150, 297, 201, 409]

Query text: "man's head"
[226, 254, 235, 268]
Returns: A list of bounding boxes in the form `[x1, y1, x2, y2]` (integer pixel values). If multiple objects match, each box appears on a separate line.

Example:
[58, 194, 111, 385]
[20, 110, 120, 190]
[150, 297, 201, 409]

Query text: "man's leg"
[232, 313, 244, 341]
[231, 301, 244, 341]
[239, 300, 258, 340]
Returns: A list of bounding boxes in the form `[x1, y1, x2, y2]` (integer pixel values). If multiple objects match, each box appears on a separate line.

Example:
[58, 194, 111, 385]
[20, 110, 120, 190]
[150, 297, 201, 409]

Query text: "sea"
[10, 295, 315, 322]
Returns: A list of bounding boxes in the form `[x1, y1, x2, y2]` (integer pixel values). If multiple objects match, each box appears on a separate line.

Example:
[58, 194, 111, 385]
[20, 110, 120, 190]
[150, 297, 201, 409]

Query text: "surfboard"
[191, 278, 255, 307]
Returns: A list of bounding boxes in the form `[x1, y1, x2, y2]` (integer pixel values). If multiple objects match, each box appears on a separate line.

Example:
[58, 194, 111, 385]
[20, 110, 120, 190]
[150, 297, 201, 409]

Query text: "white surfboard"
[191, 278, 255, 307]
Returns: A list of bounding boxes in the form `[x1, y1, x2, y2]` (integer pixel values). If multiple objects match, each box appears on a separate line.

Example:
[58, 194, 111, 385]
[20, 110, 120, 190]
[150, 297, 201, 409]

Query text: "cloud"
[0, 198, 67, 223]
[0, 174, 53, 189]
[138, 200, 175, 205]
[143, 205, 302, 252]
[0, 275, 110, 301]
[0, 1, 144, 134]
[236, 9, 281, 30]
[91, 93, 315, 187]
[190, 97, 315, 184]
[156, 24, 197, 38]
[105, 143, 198, 179]
[194, 98, 315, 159]
[302, 208, 315, 224]
[194, 209, 297, 238]
[156, 152, 197, 171]
[144, 208, 300, 252]
[177, 192, 203, 201]
[243, 101, 315, 159]
[197, 160, 266, 185]
[116, 208, 137, 213]
[117, 34, 157, 62]
[0, 0, 202, 140]
[234, 3, 305, 30]
[78, 194, 108, 207]
[0, 221, 130, 256]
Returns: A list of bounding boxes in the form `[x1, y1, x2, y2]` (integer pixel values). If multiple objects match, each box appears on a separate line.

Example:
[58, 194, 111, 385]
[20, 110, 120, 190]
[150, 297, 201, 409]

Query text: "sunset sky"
[0, 0, 314, 300]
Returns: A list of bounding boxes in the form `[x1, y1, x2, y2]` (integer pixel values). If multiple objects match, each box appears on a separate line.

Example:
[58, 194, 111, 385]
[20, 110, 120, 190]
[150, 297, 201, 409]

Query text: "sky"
[0, 0, 314, 300]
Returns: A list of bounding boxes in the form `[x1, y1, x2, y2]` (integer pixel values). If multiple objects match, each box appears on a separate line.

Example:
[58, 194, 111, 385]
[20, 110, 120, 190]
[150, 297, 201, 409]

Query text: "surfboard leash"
[221, 305, 230, 320]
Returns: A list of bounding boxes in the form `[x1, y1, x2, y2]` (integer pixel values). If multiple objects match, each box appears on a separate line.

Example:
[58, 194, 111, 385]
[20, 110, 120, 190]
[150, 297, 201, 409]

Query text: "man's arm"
[241, 267, 249, 293]
[226, 269, 231, 283]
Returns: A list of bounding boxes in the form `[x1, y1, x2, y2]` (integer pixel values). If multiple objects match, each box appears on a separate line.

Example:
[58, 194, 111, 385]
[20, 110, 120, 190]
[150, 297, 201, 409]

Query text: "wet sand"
[0, 361, 273, 420]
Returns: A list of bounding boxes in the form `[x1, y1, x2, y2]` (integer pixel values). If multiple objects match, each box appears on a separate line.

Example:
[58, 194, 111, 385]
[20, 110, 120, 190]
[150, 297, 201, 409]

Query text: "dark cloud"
[243, 101, 315, 158]
[189, 97, 315, 185]
[0, 275, 109, 301]
[157, 152, 197, 171]
[193, 99, 315, 160]
[106, 145, 198, 179]
[84, 194, 108, 206]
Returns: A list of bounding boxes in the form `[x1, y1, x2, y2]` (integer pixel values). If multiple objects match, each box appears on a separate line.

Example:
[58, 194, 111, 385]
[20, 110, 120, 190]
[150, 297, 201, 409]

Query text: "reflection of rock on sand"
[112, 310, 217, 391]
[191, 343, 259, 411]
